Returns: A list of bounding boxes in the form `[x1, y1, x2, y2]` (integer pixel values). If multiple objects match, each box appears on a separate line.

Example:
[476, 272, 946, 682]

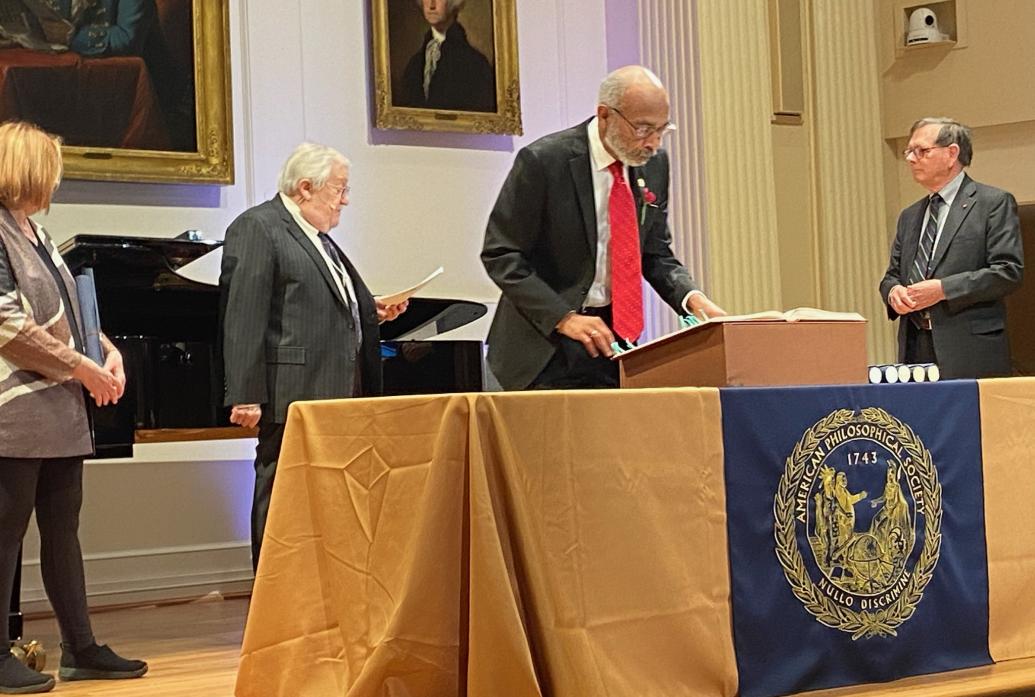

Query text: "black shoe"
[0, 653, 54, 694]
[58, 643, 148, 681]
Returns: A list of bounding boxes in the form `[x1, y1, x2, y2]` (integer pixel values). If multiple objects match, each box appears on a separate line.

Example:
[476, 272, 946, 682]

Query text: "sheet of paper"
[173, 246, 223, 286]
[375, 267, 444, 305]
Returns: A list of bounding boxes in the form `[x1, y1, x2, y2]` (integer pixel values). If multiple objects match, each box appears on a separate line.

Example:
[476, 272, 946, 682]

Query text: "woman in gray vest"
[0, 121, 147, 693]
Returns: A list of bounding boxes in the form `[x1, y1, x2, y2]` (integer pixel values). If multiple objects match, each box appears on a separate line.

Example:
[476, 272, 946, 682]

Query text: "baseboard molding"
[19, 541, 254, 614]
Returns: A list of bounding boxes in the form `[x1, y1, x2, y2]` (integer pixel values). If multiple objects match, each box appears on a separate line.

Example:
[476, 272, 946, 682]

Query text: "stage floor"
[22, 595, 247, 696]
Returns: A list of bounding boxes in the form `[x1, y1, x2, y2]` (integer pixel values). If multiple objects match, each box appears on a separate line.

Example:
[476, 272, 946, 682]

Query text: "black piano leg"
[7, 546, 22, 647]
[6, 547, 46, 670]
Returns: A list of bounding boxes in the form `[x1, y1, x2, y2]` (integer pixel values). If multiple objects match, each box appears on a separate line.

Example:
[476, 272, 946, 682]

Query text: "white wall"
[21, 0, 614, 611]
[36, 0, 608, 303]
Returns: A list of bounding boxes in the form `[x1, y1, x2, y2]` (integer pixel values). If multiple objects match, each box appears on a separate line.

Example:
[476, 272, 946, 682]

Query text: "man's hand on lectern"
[688, 293, 728, 320]
[556, 313, 615, 358]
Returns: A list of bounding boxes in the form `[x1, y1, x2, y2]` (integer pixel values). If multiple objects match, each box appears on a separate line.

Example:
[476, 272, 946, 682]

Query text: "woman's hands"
[103, 348, 127, 396]
[72, 349, 126, 407]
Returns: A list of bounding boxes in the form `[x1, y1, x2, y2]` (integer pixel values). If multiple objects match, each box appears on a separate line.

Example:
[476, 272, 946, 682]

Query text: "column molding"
[637, 0, 711, 338]
[811, 0, 896, 362]
[696, 0, 782, 313]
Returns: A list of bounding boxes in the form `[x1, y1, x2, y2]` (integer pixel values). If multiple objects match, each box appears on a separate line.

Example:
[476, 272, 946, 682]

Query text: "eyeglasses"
[610, 107, 676, 139]
[324, 182, 351, 199]
[902, 145, 946, 160]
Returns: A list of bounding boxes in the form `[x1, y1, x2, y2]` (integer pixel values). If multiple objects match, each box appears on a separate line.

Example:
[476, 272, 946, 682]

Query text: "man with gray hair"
[219, 143, 406, 570]
[880, 117, 1023, 378]
[481, 65, 725, 389]
[398, 0, 495, 112]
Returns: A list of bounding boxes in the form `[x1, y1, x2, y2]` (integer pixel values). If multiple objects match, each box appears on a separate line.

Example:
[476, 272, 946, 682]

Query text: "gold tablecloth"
[236, 381, 1035, 697]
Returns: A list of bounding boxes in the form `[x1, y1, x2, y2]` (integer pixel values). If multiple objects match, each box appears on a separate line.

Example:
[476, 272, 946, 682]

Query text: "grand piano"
[57, 233, 489, 458]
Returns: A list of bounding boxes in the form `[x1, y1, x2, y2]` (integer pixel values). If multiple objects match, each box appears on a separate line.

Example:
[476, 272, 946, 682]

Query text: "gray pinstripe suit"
[219, 195, 381, 568]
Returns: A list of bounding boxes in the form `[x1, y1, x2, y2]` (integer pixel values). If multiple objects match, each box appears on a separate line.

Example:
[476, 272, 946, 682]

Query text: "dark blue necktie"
[318, 233, 362, 345]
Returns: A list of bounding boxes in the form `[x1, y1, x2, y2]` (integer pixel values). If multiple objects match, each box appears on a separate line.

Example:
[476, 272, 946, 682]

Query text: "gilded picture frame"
[371, 0, 522, 135]
[0, 0, 233, 184]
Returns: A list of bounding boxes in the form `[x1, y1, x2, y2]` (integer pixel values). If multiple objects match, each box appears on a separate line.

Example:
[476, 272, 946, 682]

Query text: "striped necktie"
[910, 194, 943, 284]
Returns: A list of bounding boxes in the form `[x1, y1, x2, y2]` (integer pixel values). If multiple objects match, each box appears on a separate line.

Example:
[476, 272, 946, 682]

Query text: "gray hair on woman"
[277, 142, 350, 196]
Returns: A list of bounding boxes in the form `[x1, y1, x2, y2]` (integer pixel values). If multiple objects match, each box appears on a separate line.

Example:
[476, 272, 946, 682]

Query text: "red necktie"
[608, 161, 643, 342]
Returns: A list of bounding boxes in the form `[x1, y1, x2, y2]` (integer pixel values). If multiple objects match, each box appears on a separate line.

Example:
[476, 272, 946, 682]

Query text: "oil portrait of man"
[389, 0, 496, 113]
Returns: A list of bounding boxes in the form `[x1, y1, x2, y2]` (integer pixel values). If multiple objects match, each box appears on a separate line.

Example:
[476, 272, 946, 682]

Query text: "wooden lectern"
[616, 319, 868, 388]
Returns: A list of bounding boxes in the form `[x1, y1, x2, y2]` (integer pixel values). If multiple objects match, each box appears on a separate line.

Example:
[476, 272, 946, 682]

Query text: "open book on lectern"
[709, 307, 865, 323]
[615, 307, 866, 359]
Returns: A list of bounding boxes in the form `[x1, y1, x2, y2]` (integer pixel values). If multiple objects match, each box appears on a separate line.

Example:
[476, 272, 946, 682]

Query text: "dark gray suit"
[219, 195, 381, 568]
[481, 121, 698, 390]
[879, 174, 1023, 378]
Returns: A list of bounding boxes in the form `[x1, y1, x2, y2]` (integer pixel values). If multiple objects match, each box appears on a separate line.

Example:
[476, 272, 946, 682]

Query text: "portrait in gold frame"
[371, 0, 522, 135]
[0, 0, 233, 184]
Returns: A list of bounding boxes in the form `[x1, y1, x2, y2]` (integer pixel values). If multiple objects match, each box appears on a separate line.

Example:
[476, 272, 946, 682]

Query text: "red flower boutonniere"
[637, 178, 658, 223]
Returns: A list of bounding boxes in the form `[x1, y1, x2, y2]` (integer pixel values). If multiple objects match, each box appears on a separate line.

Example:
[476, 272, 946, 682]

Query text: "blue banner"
[721, 382, 991, 697]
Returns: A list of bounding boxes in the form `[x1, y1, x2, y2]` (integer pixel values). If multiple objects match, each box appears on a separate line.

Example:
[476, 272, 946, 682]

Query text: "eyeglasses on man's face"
[902, 144, 947, 160]
[610, 107, 676, 139]
[324, 182, 351, 199]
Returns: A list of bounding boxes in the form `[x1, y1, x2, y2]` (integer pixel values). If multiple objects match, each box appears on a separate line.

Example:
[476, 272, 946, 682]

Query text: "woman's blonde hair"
[0, 121, 63, 212]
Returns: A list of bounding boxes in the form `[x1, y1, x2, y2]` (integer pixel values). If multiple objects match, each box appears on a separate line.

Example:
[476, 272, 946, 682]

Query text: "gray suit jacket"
[481, 120, 698, 389]
[219, 196, 382, 423]
[879, 174, 1023, 378]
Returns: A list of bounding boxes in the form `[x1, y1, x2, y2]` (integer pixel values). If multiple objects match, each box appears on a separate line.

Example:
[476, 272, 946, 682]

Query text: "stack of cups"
[867, 363, 939, 384]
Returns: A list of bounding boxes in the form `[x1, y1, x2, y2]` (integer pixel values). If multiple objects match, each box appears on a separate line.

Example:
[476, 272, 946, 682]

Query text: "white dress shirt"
[925, 169, 966, 254]
[583, 119, 700, 313]
[584, 116, 625, 308]
[279, 193, 360, 311]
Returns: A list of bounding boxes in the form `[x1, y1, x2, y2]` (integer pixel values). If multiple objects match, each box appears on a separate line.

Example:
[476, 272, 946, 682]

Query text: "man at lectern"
[481, 65, 725, 390]
[219, 143, 407, 571]
[880, 117, 1023, 378]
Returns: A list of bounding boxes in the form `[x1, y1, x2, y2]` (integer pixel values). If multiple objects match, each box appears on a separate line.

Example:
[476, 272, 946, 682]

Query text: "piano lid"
[58, 234, 222, 291]
[380, 297, 487, 341]
[57, 234, 487, 340]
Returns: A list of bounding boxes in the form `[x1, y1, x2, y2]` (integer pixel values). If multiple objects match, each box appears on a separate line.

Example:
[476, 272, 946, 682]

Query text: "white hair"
[413, 0, 466, 12]
[598, 66, 664, 109]
[276, 142, 350, 196]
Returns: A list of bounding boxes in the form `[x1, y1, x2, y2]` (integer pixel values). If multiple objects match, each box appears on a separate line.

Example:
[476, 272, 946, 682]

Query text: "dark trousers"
[0, 457, 94, 650]
[530, 305, 620, 389]
[251, 421, 286, 573]
[905, 323, 938, 364]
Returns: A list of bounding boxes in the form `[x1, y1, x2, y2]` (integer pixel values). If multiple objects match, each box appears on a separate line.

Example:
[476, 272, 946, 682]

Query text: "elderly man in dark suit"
[220, 143, 406, 571]
[398, 0, 495, 112]
[880, 117, 1023, 379]
[481, 65, 725, 390]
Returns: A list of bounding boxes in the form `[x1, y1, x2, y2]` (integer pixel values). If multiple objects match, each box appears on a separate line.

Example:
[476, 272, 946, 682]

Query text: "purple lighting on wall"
[605, 0, 640, 71]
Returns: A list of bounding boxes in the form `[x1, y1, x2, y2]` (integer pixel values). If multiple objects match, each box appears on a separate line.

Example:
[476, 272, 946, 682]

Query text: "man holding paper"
[481, 65, 725, 389]
[219, 142, 407, 571]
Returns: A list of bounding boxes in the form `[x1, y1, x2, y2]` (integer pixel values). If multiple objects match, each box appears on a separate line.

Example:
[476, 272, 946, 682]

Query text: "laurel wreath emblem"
[773, 408, 942, 639]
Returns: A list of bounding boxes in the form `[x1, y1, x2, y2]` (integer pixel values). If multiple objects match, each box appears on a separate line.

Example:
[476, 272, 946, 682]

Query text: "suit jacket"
[0, 207, 92, 458]
[481, 120, 699, 390]
[398, 21, 495, 112]
[879, 174, 1023, 378]
[219, 196, 382, 424]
